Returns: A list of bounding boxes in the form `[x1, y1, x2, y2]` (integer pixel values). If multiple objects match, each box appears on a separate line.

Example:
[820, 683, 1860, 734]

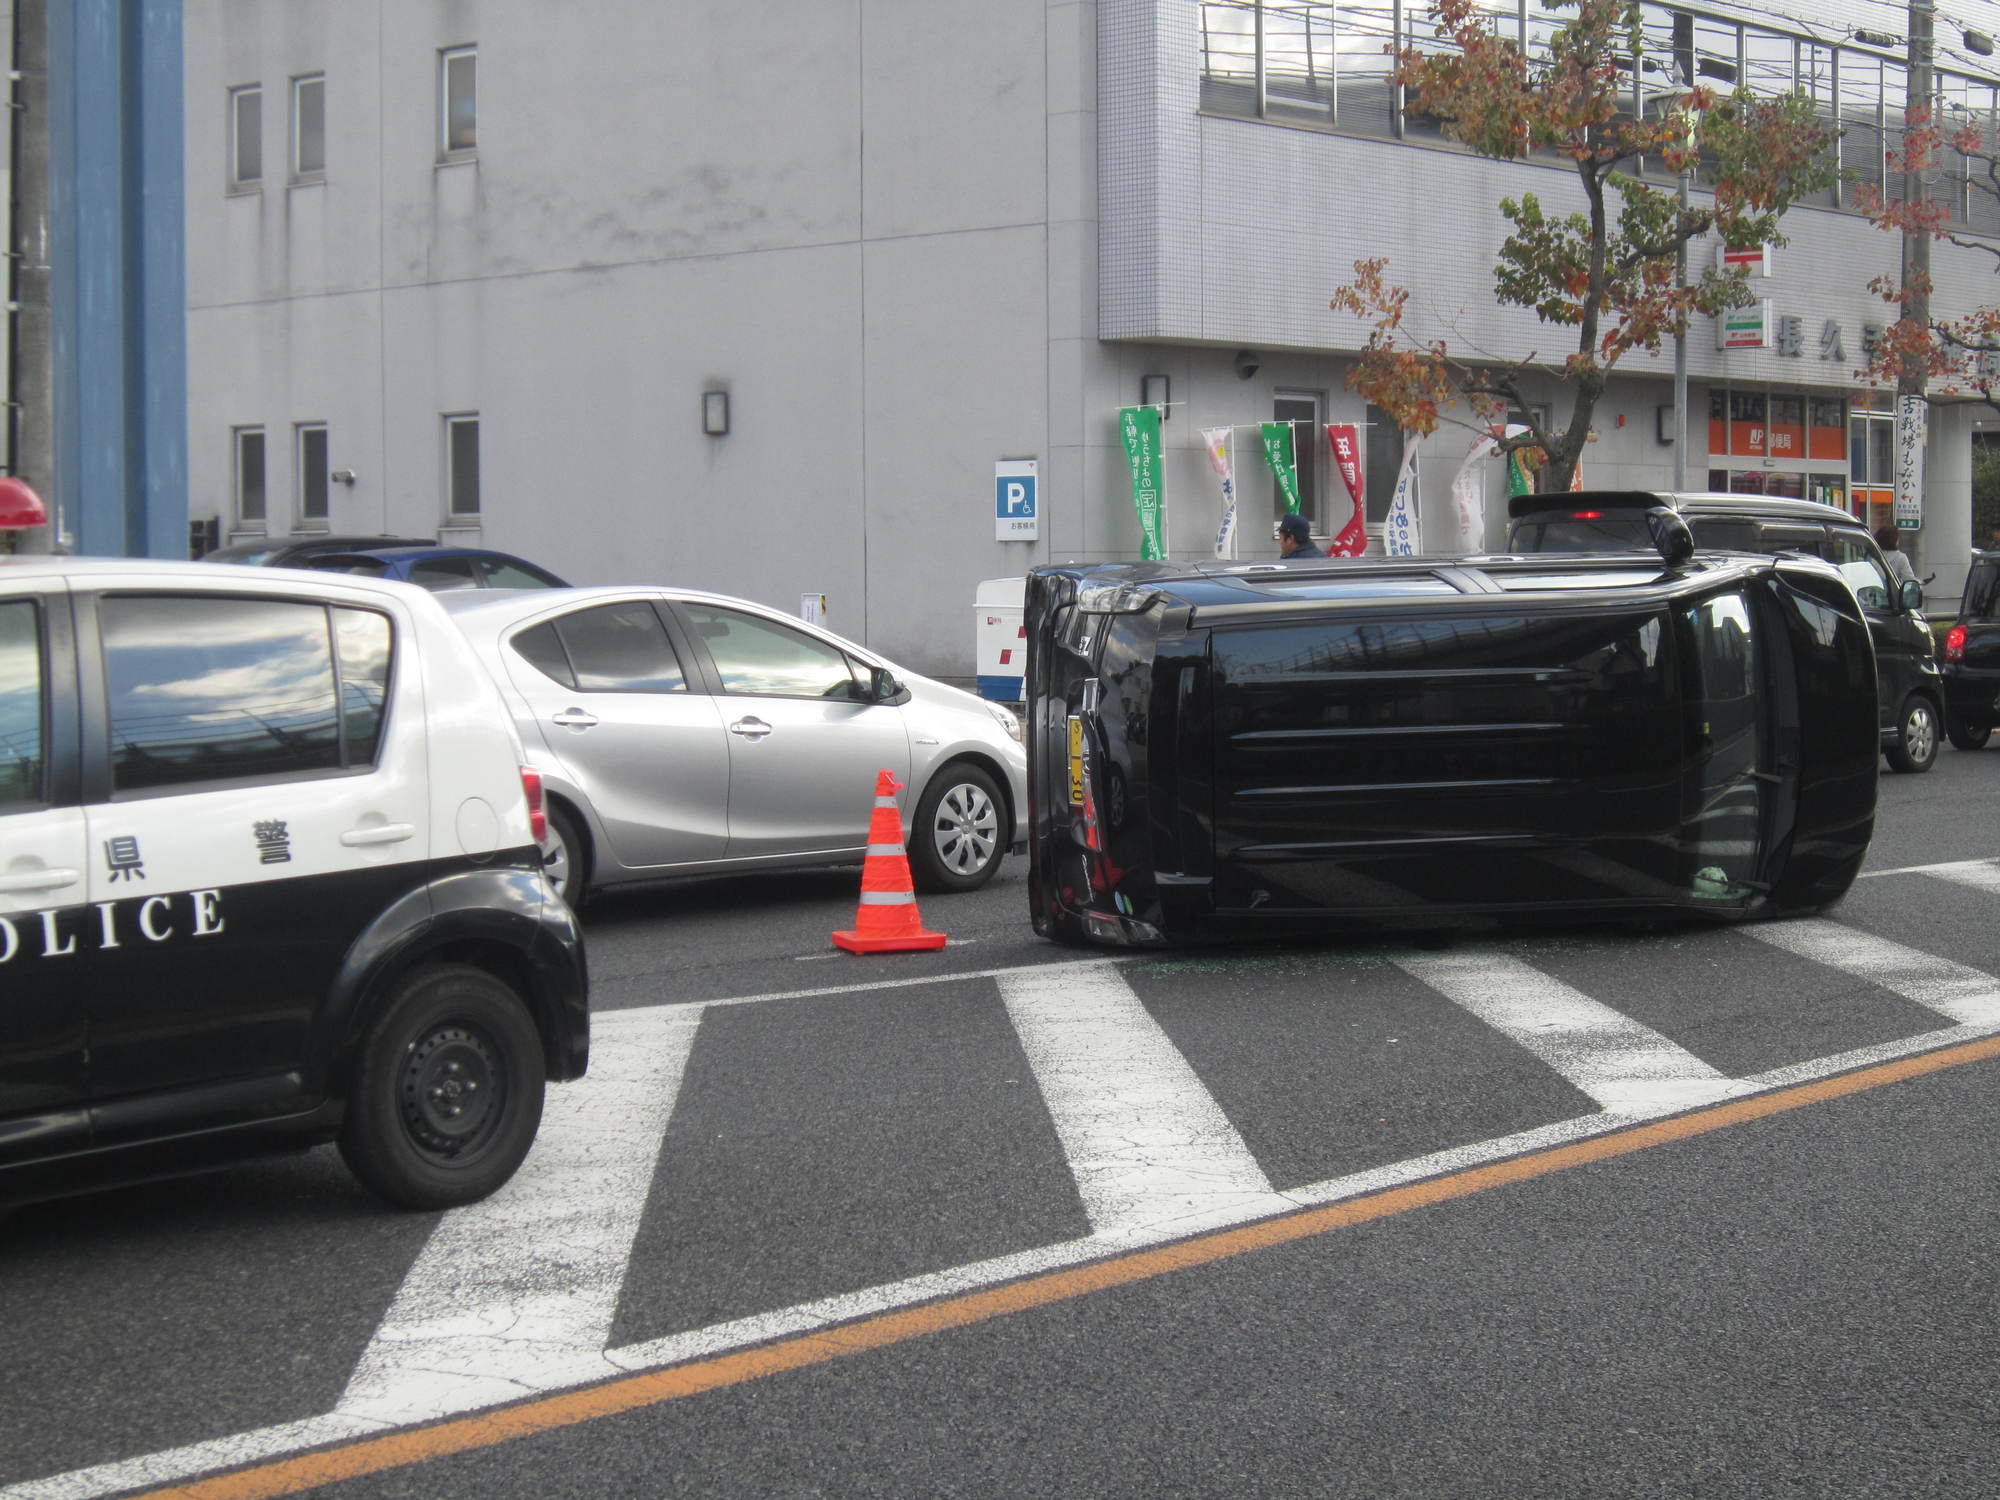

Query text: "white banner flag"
[1200, 426, 1239, 559]
[1450, 430, 1502, 553]
[1383, 434, 1421, 555]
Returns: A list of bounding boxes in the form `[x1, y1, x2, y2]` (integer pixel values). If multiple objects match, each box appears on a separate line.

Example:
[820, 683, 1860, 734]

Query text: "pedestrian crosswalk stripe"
[1745, 918, 2000, 1027]
[995, 964, 1297, 1239]
[1394, 948, 1738, 1113]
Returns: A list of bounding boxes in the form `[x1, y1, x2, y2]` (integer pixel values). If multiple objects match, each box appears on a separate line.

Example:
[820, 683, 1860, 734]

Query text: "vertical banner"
[1260, 422, 1301, 516]
[1450, 430, 1502, 553]
[1118, 406, 1169, 561]
[1383, 433, 1421, 555]
[1895, 395, 1928, 528]
[1200, 427, 1238, 559]
[1325, 424, 1366, 557]
[1503, 424, 1535, 498]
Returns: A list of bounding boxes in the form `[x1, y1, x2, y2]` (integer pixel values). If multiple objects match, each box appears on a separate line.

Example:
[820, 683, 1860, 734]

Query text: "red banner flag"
[1325, 424, 1367, 557]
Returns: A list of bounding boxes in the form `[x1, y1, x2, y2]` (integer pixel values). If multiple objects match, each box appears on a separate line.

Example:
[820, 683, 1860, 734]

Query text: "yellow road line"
[139, 1031, 2000, 1500]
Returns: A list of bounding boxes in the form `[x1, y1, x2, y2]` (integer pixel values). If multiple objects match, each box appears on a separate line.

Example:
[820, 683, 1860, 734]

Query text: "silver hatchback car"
[435, 587, 1028, 905]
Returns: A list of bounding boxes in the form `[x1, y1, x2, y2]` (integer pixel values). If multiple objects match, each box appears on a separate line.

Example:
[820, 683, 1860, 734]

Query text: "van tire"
[910, 763, 1006, 893]
[1946, 715, 1992, 752]
[339, 964, 547, 1211]
[1885, 693, 1940, 773]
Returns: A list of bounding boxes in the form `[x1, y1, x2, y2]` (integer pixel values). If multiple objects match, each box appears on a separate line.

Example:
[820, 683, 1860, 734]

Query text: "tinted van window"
[102, 596, 389, 791]
[0, 601, 42, 807]
[1825, 534, 1892, 610]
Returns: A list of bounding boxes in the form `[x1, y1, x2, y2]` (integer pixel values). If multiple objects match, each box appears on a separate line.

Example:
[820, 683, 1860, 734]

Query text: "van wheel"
[910, 764, 1006, 893]
[1947, 715, 1993, 752]
[543, 803, 589, 908]
[339, 964, 546, 1211]
[1885, 694, 1940, 773]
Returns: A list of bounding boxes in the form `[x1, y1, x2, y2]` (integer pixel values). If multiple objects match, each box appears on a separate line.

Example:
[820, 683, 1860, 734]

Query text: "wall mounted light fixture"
[329, 468, 357, 486]
[1656, 405, 1676, 445]
[1141, 373, 1170, 419]
[702, 390, 730, 436]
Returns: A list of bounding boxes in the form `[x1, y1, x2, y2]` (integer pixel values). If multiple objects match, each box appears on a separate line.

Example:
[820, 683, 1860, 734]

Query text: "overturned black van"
[1025, 540, 1878, 948]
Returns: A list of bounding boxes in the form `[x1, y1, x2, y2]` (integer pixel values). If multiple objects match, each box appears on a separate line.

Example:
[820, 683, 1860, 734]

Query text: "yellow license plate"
[1067, 716, 1085, 806]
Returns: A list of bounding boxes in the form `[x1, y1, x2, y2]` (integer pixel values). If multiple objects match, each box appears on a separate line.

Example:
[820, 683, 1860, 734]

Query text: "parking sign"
[995, 460, 1039, 541]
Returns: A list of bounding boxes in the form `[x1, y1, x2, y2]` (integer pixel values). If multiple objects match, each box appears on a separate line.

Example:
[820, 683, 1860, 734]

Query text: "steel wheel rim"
[1908, 704, 1937, 763]
[933, 783, 999, 875]
[399, 1023, 504, 1159]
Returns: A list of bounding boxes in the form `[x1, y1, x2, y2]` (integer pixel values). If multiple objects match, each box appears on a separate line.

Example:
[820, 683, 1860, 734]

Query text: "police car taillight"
[520, 765, 547, 843]
[1946, 624, 1968, 662]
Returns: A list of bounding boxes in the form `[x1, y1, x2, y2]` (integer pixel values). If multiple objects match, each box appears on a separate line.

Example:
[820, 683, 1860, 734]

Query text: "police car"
[1, 556, 588, 1209]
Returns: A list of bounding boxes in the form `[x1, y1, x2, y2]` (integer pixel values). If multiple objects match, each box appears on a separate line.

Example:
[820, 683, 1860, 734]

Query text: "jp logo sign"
[995, 460, 1039, 542]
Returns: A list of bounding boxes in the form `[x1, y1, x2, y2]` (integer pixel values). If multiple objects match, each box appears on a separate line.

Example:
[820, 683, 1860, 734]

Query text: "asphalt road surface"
[4, 749, 1999, 1499]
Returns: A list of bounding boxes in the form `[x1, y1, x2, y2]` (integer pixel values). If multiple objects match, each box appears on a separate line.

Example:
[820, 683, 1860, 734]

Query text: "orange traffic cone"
[832, 770, 948, 954]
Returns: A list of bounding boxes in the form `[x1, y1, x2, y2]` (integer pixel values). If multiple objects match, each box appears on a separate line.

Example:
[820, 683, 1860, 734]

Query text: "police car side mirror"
[1900, 579, 1925, 612]
[1645, 506, 1695, 567]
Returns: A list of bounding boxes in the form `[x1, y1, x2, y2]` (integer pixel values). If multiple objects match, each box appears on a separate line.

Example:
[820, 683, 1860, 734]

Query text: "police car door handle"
[0, 866, 80, 893]
[729, 716, 773, 740]
[339, 823, 417, 847]
[551, 709, 599, 729]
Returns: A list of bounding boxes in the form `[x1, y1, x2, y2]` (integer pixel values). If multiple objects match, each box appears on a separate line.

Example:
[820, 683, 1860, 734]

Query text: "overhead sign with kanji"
[1716, 300, 1773, 350]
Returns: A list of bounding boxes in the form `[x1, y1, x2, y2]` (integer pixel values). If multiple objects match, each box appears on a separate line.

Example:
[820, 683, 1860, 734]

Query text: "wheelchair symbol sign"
[995, 460, 1039, 541]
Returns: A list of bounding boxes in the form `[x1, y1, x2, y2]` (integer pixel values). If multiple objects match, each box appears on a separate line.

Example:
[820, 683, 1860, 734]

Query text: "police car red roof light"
[520, 764, 547, 843]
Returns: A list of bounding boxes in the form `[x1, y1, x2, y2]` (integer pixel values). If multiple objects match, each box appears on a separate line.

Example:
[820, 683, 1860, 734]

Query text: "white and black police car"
[1, 555, 588, 1210]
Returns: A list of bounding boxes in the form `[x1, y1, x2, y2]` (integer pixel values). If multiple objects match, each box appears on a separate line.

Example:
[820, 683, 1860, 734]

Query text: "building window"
[292, 74, 325, 178]
[445, 414, 480, 517]
[1272, 390, 1323, 534]
[228, 84, 262, 189]
[234, 427, 267, 524]
[440, 46, 477, 157]
[296, 424, 329, 524]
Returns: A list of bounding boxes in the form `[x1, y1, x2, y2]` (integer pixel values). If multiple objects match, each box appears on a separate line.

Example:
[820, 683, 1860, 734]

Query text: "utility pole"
[1896, 0, 1935, 570]
[8, 0, 52, 553]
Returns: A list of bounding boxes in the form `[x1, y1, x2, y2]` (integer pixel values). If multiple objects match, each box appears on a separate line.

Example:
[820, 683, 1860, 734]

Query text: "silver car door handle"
[552, 709, 599, 728]
[339, 823, 417, 848]
[729, 716, 773, 739]
[0, 866, 81, 894]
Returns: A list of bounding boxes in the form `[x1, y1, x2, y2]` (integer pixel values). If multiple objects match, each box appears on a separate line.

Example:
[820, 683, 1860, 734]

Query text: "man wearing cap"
[1277, 512, 1322, 559]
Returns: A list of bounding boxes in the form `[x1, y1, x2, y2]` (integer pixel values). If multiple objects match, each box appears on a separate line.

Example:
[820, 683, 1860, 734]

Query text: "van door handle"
[552, 709, 599, 729]
[339, 823, 417, 848]
[729, 716, 773, 740]
[0, 866, 81, 894]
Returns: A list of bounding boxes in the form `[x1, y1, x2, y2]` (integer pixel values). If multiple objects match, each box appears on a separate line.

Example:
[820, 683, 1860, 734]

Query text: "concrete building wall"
[183, 0, 1996, 671]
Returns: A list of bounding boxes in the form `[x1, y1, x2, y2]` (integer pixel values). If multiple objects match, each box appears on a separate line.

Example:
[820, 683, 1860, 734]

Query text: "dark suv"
[1508, 491, 1942, 773]
[1027, 531, 1878, 948]
[1941, 549, 2000, 750]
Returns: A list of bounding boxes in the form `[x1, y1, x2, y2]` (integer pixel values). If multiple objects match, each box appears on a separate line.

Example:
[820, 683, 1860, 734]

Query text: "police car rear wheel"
[340, 964, 546, 1211]
[911, 764, 1005, 893]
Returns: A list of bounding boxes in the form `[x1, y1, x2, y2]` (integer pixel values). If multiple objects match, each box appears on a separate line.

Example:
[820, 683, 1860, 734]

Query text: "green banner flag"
[1119, 406, 1168, 561]
[1260, 422, 1301, 515]
[1507, 449, 1533, 498]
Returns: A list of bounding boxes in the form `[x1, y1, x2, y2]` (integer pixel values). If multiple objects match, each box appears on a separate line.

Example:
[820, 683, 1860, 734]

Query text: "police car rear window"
[0, 600, 42, 807]
[101, 596, 392, 792]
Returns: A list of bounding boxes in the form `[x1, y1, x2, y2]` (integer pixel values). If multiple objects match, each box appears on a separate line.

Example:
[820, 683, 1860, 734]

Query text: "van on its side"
[1507, 490, 1943, 773]
[1026, 539, 1878, 949]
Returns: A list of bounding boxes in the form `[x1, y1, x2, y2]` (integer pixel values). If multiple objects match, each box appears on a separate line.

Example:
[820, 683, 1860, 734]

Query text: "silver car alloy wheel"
[932, 780, 1000, 876]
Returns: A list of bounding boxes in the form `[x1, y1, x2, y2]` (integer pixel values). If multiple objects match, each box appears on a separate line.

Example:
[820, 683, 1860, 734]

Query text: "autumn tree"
[1330, 0, 1835, 490]
[1855, 111, 2000, 415]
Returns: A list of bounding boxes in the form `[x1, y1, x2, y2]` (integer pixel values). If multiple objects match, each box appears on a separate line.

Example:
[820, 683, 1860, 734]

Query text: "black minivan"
[1508, 490, 1942, 773]
[1940, 548, 2000, 750]
[1026, 536, 1878, 948]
